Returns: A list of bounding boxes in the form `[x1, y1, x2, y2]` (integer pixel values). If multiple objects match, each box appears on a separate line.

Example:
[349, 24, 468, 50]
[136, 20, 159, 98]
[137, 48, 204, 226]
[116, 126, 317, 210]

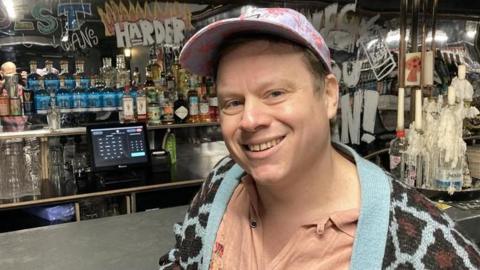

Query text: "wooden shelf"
[0, 122, 219, 140]
[0, 179, 204, 211]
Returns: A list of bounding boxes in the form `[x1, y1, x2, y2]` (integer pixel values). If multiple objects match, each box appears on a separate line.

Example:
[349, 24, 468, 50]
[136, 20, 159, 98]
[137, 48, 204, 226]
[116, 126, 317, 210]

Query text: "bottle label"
[80, 79, 90, 89]
[87, 93, 102, 112]
[175, 106, 188, 120]
[44, 79, 59, 91]
[123, 97, 134, 120]
[136, 96, 147, 117]
[199, 102, 209, 115]
[35, 95, 50, 114]
[9, 98, 22, 115]
[389, 155, 401, 170]
[148, 104, 161, 123]
[208, 97, 218, 107]
[102, 92, 117, 111]
[163, 104, 174, 121]
[57, 94, 72, 112]
[72, 93, 87, 112]
[146, 87, 157, 104]
[27, 80, 40, 91]
[189, 96, 199, 116]
[65, 79, 75, 90]
[0, 97, 9, 116]
[116, 91, 124, 109]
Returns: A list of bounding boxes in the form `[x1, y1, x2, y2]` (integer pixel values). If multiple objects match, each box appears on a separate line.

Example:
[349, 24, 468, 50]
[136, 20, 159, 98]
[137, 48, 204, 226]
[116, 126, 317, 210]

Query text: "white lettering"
[164, 18, 173, 44]
[128, 22, 143, 46]
[115, 22, 131, 48]
[171, 18, 185, 44]
[139, 20, 155, 46]
[153, 20, 165, 44]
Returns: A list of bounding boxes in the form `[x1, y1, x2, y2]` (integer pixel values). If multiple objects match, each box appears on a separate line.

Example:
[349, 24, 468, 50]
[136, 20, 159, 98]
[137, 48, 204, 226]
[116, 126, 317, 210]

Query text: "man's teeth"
[248, 138, 282, 152]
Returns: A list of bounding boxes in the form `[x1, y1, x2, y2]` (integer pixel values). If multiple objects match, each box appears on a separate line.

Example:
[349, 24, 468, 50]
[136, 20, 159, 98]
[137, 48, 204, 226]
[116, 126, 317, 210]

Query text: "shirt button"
[250, 220, 257, 228]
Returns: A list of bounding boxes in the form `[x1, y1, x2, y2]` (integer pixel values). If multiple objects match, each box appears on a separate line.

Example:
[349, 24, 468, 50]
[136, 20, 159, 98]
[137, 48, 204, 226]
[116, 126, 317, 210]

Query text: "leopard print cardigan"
[159, 156, 480, 270]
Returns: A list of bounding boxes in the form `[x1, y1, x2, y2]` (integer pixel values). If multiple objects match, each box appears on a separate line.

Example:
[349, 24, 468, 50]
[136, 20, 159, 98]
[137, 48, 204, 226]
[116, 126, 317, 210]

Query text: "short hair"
[213, 33, 329, 94]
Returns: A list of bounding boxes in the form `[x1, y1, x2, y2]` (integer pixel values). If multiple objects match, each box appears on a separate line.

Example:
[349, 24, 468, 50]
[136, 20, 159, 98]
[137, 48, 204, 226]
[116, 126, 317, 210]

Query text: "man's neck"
[255, 145, 361, 224]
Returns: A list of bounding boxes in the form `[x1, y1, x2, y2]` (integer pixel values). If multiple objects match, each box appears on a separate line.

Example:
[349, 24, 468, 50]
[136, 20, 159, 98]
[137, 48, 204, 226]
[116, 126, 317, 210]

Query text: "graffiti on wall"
[98, 1, 192, 48]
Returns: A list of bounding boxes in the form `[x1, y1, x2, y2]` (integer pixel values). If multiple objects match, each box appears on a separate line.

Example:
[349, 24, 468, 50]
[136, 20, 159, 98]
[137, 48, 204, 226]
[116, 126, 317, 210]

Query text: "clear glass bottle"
[34, 78, 50, 115]
[389, 130, 407, 181]
[187, 87, 199, 123]
[100, 57, 116, 91]
[115, 55, 129, 112]
[27, 60, 41, 91]
[434, 149, 463, 191]
[47, 90, 61, 129]
[5, 74, 22, 116]
[23, 137, 41, 200]
[3, 139, 25, 202]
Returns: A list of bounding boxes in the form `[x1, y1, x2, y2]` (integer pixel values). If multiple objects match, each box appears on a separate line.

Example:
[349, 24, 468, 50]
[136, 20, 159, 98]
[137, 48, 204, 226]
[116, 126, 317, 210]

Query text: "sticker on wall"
[405, 52, 433, 86]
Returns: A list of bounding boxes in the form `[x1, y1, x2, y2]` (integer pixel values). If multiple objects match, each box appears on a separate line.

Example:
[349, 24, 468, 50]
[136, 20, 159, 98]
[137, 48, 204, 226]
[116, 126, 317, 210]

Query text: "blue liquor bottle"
[34, 78, 50, 115]
[27, 60, 41, 91]
[59, 60, 75, 91]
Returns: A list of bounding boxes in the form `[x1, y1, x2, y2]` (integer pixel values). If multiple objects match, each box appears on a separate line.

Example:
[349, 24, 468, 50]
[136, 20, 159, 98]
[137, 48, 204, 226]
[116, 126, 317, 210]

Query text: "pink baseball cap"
[179, 7, 332, 77]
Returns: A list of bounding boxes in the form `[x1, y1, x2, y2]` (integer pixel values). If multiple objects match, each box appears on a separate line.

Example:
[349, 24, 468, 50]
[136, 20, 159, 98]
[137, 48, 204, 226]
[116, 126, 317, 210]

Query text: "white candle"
[415, 89, 422, 130]
[447, 86, 456, 106]
[397, 87, 405, 131]
[458, 65, 466, 80]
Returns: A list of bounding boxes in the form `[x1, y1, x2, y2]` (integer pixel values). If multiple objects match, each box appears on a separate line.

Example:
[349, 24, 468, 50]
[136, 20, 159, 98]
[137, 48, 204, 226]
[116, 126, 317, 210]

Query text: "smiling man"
[159, 8, 480, 270]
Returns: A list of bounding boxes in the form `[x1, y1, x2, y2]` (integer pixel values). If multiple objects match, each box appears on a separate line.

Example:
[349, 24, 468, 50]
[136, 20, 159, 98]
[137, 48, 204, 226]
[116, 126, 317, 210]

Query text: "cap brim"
[179, 18, 330, 77]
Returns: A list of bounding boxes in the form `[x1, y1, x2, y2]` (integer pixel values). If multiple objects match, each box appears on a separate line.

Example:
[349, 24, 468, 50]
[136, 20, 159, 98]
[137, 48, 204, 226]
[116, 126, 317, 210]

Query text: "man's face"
[216, 40, 338, 186]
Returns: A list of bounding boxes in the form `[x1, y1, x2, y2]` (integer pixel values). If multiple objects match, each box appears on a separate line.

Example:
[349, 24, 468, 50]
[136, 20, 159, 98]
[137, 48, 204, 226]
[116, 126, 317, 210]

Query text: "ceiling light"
[3, 0, 16, 19]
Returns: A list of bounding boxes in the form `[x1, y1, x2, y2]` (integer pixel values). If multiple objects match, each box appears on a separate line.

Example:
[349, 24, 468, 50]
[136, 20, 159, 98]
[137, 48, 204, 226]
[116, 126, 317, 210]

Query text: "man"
[159, 8, 480, 270]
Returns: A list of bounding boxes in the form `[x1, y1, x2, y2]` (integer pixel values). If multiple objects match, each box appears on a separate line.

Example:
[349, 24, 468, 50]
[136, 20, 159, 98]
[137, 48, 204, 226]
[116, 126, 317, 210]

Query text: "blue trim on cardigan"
[338, 144, 391, 270]
[201, 163, 244, 270]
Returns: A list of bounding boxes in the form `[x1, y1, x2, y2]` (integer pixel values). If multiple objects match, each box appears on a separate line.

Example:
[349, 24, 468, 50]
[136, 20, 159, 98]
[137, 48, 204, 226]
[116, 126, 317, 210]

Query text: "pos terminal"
[87, 123, 150, 187]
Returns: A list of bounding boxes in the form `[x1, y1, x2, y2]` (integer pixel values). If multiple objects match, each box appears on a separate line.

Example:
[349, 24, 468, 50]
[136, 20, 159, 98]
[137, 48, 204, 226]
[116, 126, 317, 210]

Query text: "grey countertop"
[0, 205, 188, 270]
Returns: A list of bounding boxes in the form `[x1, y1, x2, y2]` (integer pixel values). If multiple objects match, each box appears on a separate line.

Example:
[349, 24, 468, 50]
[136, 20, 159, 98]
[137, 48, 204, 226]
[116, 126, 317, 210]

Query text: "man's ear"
[323, 73, 340, 120]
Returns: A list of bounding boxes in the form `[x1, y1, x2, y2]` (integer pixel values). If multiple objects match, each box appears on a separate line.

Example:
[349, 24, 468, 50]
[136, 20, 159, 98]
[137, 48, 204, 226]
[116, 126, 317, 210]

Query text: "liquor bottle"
[148, 46, 161, 83]
[34, 78, 50, 115]
[72, 76, 88, 114]
[74, 60, 90, 89]
[187, 87, 199, 123]
[147, 102, 161, 125]
[43, 60, 60, 93]
[199, 94, 210, 122]
[145, 67, 158, 106]
[162, 99, 175, 125]
[0, 79, 10, 116]
[59, 60, 75, 90]
[122, 86, 135, 123]
[102, 80, 116, 112]
[23, 87, 34, 116]
[27, 60, 41, 91]
[136, 86, 147, 122]
[56, 77, 73, 123]
[115, 55, 129, 112]
[87, 76, 102, 113]
[207, 77, 219, 122]
[100, 57, 116, 91]
[47, 92, 61, 129]
[5, 75, 22, 116]
[132, 66, 140, 88]
[389, 130, 407, 181]
[174, 93, 188, 123]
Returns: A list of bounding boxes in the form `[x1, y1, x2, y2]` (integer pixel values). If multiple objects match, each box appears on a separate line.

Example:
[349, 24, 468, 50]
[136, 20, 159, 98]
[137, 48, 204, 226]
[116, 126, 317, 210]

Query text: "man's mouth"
[244, 136, 285, 152]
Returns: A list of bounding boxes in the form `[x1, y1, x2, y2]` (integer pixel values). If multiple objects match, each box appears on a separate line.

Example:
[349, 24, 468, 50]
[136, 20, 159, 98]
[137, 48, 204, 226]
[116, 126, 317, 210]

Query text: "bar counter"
[0, 205, 188, 270]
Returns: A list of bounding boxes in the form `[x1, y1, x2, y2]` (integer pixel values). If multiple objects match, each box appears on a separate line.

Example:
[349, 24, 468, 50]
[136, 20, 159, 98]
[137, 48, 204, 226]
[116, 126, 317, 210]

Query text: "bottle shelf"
[0, 122, 219, 140]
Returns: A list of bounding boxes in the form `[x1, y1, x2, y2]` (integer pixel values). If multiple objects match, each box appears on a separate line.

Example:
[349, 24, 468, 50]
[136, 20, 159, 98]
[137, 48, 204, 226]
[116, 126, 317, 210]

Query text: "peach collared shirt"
[210, 175, 359, 270]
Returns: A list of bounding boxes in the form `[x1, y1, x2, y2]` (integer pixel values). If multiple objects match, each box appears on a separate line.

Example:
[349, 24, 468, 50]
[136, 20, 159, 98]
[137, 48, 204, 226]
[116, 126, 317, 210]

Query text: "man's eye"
[269, 90, 284, 98]
[221, 99, 243, 114]
[224, 100, 242, 108]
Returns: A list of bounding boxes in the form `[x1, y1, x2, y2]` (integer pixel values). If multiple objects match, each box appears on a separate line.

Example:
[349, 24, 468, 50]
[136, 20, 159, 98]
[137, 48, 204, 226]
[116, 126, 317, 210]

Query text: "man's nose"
[238, 99, 271, 132]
